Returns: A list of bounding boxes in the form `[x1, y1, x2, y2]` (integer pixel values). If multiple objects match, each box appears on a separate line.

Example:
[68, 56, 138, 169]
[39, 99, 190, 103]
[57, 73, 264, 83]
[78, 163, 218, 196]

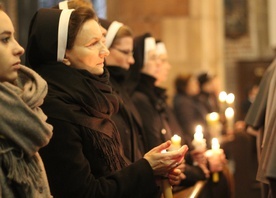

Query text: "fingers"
[169, 145, 188, 159]
[152, 140, 172, 153]
[168, 170, 186, 185]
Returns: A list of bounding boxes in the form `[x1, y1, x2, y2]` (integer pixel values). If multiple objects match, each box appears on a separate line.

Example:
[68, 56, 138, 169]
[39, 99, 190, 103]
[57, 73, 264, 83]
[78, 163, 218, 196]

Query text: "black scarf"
[36, 63, 127, 172]
[107, 66, 128, 84]
[136, 74, 167, 113]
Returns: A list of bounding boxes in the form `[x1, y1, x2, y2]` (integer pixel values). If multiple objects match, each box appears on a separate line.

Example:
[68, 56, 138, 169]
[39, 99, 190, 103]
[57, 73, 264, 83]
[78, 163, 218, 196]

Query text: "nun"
[25, 7, 187, 198]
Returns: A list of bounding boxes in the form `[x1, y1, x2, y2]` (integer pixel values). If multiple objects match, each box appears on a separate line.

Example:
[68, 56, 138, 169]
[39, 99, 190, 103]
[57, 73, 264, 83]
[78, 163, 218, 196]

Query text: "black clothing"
[197, 91, 220, 113]
[173, 93, 210, 149]
[107, 66, 146, 162]
[131, 74, 173, 151]
[25, 8, 160, 198]
[131, 74, 206, 187]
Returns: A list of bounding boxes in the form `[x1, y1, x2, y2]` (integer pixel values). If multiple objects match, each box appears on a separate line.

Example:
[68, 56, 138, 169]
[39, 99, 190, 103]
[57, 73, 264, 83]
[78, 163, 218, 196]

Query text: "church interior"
[1, 0, 275, 197]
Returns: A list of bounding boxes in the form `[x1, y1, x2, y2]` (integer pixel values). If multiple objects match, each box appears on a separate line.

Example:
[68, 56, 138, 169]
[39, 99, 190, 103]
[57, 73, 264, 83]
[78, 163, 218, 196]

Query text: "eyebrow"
[0, 31, 12, 36]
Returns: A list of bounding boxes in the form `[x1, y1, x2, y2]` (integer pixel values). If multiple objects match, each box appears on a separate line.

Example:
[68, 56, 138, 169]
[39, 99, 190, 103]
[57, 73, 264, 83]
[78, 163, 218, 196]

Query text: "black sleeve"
[180, 165, 206, 187]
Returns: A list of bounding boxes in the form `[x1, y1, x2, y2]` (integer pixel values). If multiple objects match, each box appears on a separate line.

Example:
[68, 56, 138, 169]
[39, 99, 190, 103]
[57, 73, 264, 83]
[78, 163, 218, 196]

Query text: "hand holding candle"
[205, 138, 223, 183]
[192, 125, 207, 167]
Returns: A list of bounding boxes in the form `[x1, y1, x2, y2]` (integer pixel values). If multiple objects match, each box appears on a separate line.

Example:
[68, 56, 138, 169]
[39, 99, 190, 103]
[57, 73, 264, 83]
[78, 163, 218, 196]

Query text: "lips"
[12, 62, 21, 69]
[97, 62, 104, 66]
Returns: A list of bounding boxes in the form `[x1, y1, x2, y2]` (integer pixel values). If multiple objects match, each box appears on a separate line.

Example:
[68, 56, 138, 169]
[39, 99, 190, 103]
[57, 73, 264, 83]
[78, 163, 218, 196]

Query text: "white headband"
[105, 21, 123, 48]
[57, 9, 74, 62]
[156, 42, 167, 55]
[59, 0, 69, 9]
[144, 37, 156, 64]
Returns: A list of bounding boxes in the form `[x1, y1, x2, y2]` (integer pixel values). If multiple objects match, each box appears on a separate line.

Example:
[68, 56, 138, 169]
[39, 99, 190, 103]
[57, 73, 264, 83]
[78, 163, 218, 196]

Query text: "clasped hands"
[191, 148, 227, 178]
[144, 141, 188, 186]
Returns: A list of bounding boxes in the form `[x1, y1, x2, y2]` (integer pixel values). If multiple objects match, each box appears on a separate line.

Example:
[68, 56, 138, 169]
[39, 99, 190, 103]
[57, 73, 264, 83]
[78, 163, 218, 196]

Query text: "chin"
[91, 68, 104, 76]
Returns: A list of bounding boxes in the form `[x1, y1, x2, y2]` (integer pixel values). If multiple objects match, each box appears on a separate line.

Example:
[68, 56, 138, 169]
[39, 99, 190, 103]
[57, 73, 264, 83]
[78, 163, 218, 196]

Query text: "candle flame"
[211, 138, 220, 150]
[219, 91, 227, 102]
[226, 93, 235, 104]
[225, 107, 234, 118]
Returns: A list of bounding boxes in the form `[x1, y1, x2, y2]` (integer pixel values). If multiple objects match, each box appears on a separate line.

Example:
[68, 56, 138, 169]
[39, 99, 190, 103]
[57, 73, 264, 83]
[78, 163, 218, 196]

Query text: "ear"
[62, 58, 71, 66]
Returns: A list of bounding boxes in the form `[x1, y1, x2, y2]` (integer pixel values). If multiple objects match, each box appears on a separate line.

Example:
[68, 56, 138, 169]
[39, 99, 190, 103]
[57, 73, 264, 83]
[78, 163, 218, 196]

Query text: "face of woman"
[0, 11, 24, 83]
[141, 50, 160, 78]
[65, 19, 109, 75]
[106, 36, 134, 70]
[186, 77, 200, 96]
[155, 53, 171, 85]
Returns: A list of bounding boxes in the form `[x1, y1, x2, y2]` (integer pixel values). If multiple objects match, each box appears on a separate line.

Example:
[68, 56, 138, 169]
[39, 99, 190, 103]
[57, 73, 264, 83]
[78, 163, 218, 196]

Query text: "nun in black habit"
[100, 19, 147, 163]
[25, 7, 188, 198]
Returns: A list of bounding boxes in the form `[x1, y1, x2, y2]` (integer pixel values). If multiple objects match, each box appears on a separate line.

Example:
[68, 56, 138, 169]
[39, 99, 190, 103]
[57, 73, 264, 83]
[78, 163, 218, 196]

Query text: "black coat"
[131, 74, 206, 187]
[173, 93, 210, 148]
[37, 65, 159, 198]
[107, 66, 147, 162]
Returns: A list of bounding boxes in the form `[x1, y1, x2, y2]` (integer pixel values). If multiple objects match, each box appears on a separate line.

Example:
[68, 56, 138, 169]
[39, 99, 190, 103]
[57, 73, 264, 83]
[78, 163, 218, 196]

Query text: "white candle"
[192, 125, 206, 151]
[225, 107, 234, 132]
[206, 112, 222, 138]
[170, 134, 181, 150]
[206, 112, 220, 125]
[218, 91, 227, 103]
[226, 93, 235, 106]
[211, 138, 220, 183]
[218, 91, 227, 115]
[211, 138, 220, 150]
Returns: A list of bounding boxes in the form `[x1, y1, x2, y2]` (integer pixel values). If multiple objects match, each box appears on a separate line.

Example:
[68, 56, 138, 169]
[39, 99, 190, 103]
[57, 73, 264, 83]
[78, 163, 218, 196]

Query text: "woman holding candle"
[173, 74, 231, 198]
[128, 38, 217, 194]
[173, 74, 211, 148]
[99, 18, 148, 163]
[25, 7, 188, 198]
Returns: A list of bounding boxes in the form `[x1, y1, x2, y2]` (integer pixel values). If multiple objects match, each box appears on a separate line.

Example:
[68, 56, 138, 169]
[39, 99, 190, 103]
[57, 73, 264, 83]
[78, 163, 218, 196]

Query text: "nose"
[128, 55, 135, 64]
[13, 40, 24, 56]
[99, 41, 110, 58]
[156, 57, 162, 67]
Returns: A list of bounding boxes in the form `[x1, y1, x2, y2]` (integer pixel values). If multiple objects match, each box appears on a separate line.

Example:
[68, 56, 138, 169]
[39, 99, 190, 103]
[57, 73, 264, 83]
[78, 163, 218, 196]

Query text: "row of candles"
[218, 91, 235, 133]
[163, 91, 234, 197]
[163, 128, 222, 198]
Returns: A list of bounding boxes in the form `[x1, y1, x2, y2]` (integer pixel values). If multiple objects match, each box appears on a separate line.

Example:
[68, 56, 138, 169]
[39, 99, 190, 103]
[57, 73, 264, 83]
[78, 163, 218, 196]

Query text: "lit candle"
[218, 91, 227, 103]
[170, 134, 182, 151]
[206, 112, 220, 125]
[226, 93, 235, 106]
[192, 125, 206, 151]
[211, 138, 220, 183]
[225, 107, 234, 133]
[206, 112, 222, 138]
[211, 138, 220, 150]
[218, 91, 227, 115]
